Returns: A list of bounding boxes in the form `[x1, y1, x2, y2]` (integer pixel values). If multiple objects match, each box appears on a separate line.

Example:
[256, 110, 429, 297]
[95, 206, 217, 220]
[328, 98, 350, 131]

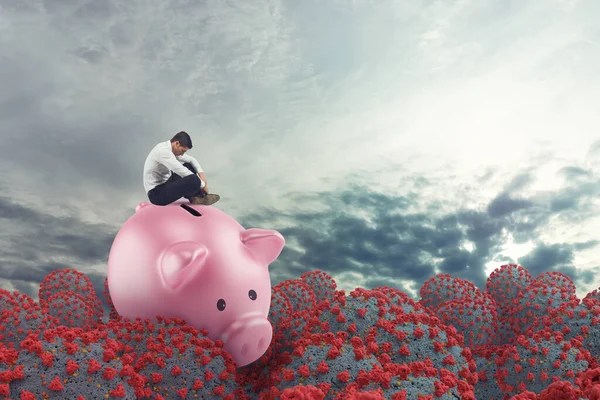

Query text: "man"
[143, 131, 220, 206]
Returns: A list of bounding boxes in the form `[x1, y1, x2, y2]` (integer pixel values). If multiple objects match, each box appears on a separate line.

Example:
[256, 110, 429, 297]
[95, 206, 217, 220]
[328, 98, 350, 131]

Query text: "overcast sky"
[1, 0, 600, 313]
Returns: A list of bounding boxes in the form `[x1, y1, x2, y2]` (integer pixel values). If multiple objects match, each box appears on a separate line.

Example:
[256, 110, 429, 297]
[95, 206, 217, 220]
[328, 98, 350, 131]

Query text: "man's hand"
[196, 172, 209, 193]
[197, 173, 206, 192]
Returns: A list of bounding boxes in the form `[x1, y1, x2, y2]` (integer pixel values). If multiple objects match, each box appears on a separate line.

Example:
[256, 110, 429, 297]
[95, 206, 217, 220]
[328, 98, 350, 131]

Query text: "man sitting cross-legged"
[143, 131, 220, 206]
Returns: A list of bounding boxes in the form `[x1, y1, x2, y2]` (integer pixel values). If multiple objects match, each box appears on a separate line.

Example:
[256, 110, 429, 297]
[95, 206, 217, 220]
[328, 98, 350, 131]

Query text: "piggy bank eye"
[217, 299, 226, 311]
[248, 290, 257, 300]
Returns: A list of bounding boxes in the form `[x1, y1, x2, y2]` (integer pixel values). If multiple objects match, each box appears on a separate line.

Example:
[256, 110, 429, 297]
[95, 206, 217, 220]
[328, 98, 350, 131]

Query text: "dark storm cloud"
[0, 195, 118, 312]
[0, 197, 116, 263]
[517, 242, 600, 287]
[557, 178, 600, 208]
[517, 243, 575, 276]
[240, 192, 498, 294]
[4, 260, 72, 284]
[487, 192, 534, 218]
[505, 172, 535, 192]
[238, 163, 600, 298]
[551, 193, 579, 212]
[9, 280, 38, 299]
[558, 166, 591, 180]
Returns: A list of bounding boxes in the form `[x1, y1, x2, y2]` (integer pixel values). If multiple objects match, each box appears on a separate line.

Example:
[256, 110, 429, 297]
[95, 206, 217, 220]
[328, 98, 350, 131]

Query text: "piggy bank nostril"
[258, 337, 266, 350]
[241, 343, 249, 357]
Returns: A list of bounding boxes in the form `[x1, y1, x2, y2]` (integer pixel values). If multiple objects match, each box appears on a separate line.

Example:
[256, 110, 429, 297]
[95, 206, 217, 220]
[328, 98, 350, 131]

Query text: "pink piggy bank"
[107, 200, 285, 367]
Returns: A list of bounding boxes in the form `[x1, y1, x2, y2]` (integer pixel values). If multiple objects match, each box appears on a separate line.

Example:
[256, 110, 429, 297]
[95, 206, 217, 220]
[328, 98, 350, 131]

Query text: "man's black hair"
[170, 131, 193, 148]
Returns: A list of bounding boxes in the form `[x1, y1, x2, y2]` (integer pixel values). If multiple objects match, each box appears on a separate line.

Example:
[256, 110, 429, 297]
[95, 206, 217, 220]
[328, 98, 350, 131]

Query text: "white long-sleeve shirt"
[143, 140, 205, 193]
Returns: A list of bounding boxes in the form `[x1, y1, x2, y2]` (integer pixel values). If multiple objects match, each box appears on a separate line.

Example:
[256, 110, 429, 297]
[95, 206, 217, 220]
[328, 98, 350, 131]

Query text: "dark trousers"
[148, 162, 206, 206]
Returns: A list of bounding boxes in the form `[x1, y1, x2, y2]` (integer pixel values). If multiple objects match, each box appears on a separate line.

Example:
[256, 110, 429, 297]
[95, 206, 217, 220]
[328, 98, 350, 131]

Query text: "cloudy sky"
[1, 0, 600, 316]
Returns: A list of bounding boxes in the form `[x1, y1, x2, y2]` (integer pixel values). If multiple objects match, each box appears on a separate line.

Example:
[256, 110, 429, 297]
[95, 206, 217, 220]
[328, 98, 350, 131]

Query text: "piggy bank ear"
[158, 241, 209, 291]
[240, 228, 285, 266]
[136, 202, 151, 212]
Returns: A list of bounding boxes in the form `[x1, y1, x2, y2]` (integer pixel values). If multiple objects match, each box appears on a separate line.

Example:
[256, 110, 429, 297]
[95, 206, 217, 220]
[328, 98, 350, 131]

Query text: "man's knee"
[147, 195, 161, 206]
[180, 173, 201, 191]
[183, 162, 197, 174]
[185, 173, 200, 183]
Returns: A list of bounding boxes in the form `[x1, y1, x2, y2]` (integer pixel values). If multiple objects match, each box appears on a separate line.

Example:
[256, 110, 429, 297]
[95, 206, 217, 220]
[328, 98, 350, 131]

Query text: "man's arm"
[178, 154, 208, 190]
[176, 154, 203, 173]
[158, 150, 195, 178]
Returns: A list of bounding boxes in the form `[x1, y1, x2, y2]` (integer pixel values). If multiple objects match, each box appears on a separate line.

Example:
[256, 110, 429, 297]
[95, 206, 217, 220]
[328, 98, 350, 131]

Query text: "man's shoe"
[189, 194, 220, 205]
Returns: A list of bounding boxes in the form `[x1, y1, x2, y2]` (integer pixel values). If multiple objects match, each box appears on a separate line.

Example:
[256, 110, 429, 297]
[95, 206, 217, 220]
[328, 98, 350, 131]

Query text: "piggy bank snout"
[222, 316, 273, 367]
